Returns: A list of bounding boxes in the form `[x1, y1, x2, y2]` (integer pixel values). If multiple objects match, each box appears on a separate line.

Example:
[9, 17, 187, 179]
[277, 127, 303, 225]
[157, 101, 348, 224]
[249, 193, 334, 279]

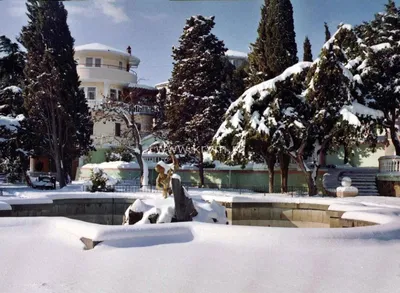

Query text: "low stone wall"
[3, 198, 136, 225]
[0, 198, 377, 228]
[222, 202, 376, 228]
[376, 175, 400, 197]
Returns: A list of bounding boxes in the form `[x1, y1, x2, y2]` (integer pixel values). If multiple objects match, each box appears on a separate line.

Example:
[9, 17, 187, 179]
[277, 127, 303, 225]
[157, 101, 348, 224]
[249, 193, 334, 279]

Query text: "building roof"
[75, 43, 140, 66]
[128, 83, 158, 91]
[225, 49, 248, 59]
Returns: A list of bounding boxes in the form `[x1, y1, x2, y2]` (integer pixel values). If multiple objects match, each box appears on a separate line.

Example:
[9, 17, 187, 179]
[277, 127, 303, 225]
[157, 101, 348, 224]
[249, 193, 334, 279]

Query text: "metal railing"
[86, 100, 154, 115]
[378, 155, 400, 173]
[104, 182, 313, 196]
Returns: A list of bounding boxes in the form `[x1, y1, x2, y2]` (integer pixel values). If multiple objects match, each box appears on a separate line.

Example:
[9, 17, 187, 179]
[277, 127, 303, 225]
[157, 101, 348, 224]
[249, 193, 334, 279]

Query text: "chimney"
[126, 46, 131, 72]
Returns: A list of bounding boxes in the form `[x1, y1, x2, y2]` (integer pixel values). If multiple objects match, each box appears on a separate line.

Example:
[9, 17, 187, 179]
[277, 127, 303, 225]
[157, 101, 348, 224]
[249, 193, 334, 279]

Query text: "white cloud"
[7, 0, 129, 24]
[93, 0, 129, 23]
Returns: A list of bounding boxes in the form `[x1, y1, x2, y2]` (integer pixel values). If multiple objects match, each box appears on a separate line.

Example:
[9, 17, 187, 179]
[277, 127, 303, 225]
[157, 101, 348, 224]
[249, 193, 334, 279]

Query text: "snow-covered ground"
[1, 182, 400, 293]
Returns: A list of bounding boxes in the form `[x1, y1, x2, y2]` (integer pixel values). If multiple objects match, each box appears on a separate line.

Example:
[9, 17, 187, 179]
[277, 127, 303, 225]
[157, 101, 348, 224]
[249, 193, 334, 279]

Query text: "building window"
[118, 90, 122, 101]
[85, 57, 93, 67]
[95, 58, 101, 68]
[87, 87, 96, 100]
[119, 61, 123, 70]
[115, 123, 121, 137]
[110, 89, 117, 100]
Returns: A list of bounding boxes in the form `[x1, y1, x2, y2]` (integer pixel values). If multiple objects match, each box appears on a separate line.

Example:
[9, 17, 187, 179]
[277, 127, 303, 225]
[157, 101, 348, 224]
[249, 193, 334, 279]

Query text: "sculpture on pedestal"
[155, 152, 179, 198]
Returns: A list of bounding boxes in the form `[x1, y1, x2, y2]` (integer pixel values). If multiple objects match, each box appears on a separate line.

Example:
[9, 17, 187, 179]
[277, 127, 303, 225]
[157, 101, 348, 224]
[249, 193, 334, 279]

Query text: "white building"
[75, 43, 157, 148]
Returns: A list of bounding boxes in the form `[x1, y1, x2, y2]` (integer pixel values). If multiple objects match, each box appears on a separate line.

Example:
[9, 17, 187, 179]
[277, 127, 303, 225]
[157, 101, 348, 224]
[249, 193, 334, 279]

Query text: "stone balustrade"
[377, 156, 400, 196]
[378, 155, 400, 173]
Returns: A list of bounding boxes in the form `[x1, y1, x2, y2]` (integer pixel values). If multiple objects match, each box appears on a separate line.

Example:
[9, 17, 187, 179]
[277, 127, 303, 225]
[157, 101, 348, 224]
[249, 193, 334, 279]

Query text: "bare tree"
[93, 87, 157, 186]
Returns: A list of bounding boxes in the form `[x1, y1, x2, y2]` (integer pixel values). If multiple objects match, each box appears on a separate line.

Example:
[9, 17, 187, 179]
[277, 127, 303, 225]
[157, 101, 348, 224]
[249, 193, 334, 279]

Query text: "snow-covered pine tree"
[213, 62, 312, 193]
[355, 0, 400, 154]
[0, 36, 29, 182]
[20, 0, 92, 187]
[246, 0, 298, 192]
[165, 15, 232, 186]
[324, 22, 331, 42]
[215, 24, 383, 196]
[291, 24, 381, 195]
[303, 36, 313, 62]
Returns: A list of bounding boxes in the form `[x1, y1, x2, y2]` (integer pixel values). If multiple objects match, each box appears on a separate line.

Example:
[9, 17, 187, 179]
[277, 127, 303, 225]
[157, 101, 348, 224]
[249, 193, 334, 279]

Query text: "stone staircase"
[338, 168, 379, 196]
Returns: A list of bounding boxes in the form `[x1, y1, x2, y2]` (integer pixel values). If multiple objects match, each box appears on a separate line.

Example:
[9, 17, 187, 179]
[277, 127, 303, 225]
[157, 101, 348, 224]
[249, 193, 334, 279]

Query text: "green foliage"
[303, 36, 313, 62]
[248, 0, 298, 87]
[324, 22, 331, 42]
[89, 169, 108, 192]
[166, 15, 233, 185]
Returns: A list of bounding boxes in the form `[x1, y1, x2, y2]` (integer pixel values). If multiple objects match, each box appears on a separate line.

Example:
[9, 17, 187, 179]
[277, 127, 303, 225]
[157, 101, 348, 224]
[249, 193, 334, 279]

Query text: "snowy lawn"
[1, 182, 400, 292]
[1, 213, 400, 293]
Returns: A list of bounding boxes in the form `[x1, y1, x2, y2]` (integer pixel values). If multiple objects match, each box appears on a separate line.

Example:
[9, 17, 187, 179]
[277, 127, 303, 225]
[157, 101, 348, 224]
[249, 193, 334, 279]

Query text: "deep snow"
[2, 183, 400, 293]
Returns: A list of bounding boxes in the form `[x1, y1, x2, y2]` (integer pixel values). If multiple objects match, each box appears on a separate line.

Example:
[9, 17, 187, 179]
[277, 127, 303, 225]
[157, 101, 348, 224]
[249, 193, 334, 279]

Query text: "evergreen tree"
[303, 36, 313, 61]
[215, 24, 382, 196]
[166, 15, 232, 186]
[0, 36, 29, 182]
[246, 0, 298, 193]
[266, 0, 298, 76]
[324, 22, 331, 42]
[20, 0, 92, 187]
[247, 2, 270, 86]
[356, 0, 400, 154]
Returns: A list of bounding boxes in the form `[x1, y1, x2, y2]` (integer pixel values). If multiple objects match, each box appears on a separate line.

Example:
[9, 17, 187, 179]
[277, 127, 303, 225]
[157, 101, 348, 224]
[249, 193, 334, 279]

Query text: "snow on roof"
[128, 83, 158, 91]
[75, 43, 140, 64]
[225, 50, 248, 59]
[155, 81, 169, 87]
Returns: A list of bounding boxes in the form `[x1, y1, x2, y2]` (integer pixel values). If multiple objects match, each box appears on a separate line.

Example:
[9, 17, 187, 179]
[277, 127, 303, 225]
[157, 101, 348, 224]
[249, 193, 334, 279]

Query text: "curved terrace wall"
[0, 197, 377, 228]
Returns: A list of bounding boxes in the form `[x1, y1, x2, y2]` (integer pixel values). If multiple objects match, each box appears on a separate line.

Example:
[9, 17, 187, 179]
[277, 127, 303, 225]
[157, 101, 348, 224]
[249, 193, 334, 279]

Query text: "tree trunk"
[279, 153, 290, 193]
[134, 147, 144, 187]
[390, 125, 400, 155]
[305, 171, 318, 196]
[295, 156, 318, 196]
[266, 155, 276, 193]
[343, 144, 350, 165]
[198, 151, 205, 187]
[54, 148, 65, 188]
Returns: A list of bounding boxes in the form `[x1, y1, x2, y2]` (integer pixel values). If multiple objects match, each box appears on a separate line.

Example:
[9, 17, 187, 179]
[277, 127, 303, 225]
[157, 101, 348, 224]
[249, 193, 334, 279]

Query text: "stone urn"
[336, 177, 358, 198]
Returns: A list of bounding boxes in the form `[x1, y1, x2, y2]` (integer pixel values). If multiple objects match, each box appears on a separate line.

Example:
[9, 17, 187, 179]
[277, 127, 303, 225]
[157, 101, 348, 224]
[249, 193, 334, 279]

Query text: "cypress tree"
[20, 0, 92, 187]
[244, 0, 298, 193]
[0, 36, 29, 182]
[266, 0, 298, 77]
[166, 15, 232, 187]
[247, 2, 270, 86]
[356, 0, 400, 154]
[324, 22, 331, 42]
[303, 36, 313, 61]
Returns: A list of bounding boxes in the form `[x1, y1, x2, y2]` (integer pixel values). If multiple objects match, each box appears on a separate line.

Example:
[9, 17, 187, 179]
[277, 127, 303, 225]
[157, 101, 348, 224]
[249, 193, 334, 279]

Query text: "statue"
[155, 152, 179, 198]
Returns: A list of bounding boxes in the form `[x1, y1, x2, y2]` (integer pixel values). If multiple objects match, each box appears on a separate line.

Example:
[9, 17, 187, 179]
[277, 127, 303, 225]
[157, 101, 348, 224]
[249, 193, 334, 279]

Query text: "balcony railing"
[87, 99, 154, 114]
[77, 63, 137, 76]
[378, 155, 400, 173]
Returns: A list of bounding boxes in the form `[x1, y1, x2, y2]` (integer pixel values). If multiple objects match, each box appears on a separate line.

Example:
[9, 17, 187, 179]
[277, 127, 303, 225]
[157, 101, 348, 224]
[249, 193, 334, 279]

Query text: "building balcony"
[87, 99, 154, 115]
[77, 64, 137, 84]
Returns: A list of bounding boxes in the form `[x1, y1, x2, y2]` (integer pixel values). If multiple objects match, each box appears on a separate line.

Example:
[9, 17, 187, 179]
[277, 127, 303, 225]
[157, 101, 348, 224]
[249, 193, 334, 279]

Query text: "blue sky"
[0, 0, 391, 86]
